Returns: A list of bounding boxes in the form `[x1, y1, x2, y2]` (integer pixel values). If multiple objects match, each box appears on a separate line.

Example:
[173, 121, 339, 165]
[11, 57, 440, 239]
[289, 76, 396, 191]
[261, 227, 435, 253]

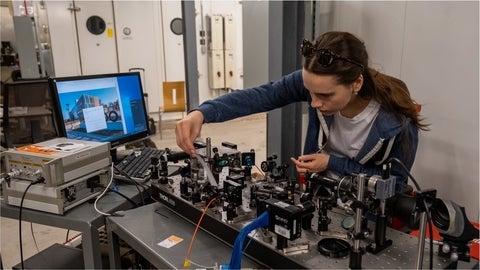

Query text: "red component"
[471, 238, 479, 260]
[389, 216, 405, 230]
[298, 174, 305, 185]
[471, 222, 479, 260]
[409, 221, 480, 259]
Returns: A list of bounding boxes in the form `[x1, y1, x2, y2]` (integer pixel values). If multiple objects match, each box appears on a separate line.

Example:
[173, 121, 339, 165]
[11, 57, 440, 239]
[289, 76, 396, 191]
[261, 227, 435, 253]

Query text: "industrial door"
[74, 0, 118, 75]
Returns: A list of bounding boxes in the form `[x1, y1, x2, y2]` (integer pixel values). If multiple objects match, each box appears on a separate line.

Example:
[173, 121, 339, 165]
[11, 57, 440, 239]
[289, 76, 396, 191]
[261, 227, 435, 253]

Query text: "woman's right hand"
[175, 110, 204, 155]
[290, 153, 329, 174]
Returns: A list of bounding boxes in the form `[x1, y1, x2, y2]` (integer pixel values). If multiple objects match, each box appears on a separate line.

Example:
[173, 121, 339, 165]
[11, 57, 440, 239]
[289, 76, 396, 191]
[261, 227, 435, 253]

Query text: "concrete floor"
[0, 113, 266, 269]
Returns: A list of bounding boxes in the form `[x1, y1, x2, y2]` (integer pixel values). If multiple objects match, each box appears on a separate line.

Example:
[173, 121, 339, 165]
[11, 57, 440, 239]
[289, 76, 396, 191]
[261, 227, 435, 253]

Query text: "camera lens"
[431, 199, 450, 232]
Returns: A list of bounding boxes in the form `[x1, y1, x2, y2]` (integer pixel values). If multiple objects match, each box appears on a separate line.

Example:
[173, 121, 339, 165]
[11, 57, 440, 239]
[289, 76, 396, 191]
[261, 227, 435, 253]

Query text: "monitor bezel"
[49, 71, 151, 149]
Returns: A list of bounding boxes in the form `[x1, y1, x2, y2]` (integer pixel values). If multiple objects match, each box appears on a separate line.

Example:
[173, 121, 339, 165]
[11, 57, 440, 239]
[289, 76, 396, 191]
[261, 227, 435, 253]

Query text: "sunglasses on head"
[301, 39, 364, 71]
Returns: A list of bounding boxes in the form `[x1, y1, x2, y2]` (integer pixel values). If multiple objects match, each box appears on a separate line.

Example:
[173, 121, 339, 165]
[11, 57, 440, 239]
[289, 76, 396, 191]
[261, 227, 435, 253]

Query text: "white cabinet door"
[74, 0, 118, 75]
[46, 1, 81, 76]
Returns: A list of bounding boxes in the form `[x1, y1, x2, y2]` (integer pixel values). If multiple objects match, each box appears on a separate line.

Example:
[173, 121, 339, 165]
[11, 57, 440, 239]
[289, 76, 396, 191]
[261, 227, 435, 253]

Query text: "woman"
[175, 31, 428, 189]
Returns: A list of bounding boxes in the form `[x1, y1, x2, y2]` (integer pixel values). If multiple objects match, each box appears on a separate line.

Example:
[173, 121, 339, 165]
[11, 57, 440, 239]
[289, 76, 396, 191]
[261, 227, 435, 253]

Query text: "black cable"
[66, 230, 70, 242]
[92, 181, 140, 208]
[386, 157, 434, 269]
[386, 157, 421, 191]
[108, 188, 139, 207]
[19, 177, 45, 270]
[112, 164, 146, 205]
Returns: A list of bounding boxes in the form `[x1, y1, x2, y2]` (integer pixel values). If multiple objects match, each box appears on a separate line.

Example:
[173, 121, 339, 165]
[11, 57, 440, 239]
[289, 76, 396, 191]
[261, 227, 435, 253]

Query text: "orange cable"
[183, 197, 217, 269]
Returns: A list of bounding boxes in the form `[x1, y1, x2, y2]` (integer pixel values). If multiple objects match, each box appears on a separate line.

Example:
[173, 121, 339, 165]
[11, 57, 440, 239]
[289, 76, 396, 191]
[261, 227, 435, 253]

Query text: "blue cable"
[224, 211, 270, 270]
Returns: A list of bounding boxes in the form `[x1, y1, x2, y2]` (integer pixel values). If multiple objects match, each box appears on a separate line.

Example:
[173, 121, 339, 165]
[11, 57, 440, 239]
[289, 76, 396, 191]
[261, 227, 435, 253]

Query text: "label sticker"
[17, 144, 59, 155]
[158, 235, 183, 248]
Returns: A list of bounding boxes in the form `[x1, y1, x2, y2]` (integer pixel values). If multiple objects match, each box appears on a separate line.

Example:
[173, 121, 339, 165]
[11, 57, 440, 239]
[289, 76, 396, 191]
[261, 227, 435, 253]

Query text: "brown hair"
[303, 31, 429, 159]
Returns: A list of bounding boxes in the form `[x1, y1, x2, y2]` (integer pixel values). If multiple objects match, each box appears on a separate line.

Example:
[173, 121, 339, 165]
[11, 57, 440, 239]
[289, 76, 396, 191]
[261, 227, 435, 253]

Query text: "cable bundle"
[227, 211, 270, 270]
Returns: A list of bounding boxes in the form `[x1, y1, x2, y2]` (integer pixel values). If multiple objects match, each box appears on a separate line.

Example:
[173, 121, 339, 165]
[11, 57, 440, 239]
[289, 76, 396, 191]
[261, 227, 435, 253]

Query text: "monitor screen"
[50, 72, 151, 148]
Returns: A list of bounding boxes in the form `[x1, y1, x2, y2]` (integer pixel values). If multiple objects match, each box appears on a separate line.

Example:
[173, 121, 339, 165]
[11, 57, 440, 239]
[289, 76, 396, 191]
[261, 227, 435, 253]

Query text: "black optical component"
[301, 39, 364, 71]
[317, 238, 350, 258]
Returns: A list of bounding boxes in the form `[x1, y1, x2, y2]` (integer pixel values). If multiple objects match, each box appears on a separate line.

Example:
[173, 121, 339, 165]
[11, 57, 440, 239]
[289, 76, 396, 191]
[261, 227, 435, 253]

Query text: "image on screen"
[50, 72, 150, 148]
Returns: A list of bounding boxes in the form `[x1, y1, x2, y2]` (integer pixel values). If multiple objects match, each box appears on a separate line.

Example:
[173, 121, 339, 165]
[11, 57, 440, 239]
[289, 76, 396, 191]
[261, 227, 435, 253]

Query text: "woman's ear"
[353, 74, 363, 93]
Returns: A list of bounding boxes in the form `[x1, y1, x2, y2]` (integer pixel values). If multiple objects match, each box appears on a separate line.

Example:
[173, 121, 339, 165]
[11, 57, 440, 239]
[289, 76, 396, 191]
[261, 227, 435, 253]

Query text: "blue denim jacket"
[197, 70, 419, 185]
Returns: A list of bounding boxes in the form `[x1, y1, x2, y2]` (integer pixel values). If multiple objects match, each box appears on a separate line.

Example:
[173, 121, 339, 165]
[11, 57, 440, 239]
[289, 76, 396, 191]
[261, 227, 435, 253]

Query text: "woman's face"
[302, 69, 361, 115]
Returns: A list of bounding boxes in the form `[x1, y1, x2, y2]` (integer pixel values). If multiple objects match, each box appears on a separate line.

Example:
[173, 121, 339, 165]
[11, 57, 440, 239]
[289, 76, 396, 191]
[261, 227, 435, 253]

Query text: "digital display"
[50, 72, 150, 148]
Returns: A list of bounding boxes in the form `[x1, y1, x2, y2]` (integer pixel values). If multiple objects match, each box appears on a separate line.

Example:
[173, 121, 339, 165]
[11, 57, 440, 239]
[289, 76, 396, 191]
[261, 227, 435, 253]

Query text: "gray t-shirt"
[326, 99, 380, 160]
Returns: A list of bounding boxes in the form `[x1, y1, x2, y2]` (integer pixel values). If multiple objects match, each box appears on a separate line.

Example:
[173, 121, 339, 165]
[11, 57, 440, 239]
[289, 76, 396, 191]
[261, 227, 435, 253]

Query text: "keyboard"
[114, 147, 166, 182]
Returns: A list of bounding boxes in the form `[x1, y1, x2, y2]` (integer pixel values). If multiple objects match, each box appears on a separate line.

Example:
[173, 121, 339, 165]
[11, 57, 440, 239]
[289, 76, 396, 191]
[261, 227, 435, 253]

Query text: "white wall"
[328, 1, 479, 220]
[194, 0, 243, 104]
[403, 2, 479, 222]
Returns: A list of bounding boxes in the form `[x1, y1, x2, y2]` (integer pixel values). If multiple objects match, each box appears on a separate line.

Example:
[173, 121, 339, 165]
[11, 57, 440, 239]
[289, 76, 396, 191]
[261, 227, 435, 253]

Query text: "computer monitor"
[49, 72, 151, 151]
[2, 79, 59, 148]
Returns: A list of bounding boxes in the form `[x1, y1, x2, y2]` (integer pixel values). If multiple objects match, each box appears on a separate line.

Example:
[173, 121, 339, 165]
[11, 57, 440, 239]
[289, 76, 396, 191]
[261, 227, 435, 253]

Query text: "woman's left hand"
[290, 153, 330, 174]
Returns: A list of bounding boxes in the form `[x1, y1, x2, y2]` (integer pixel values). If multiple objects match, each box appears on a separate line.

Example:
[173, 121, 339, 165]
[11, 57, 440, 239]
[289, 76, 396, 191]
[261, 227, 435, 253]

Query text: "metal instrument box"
[3, 138, 111, 186]
[3, 168, 110, 214]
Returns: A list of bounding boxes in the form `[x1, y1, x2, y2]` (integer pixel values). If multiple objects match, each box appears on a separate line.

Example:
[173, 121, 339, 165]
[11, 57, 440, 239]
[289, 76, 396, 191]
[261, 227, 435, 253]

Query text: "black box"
[13, 243, 84, 269]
